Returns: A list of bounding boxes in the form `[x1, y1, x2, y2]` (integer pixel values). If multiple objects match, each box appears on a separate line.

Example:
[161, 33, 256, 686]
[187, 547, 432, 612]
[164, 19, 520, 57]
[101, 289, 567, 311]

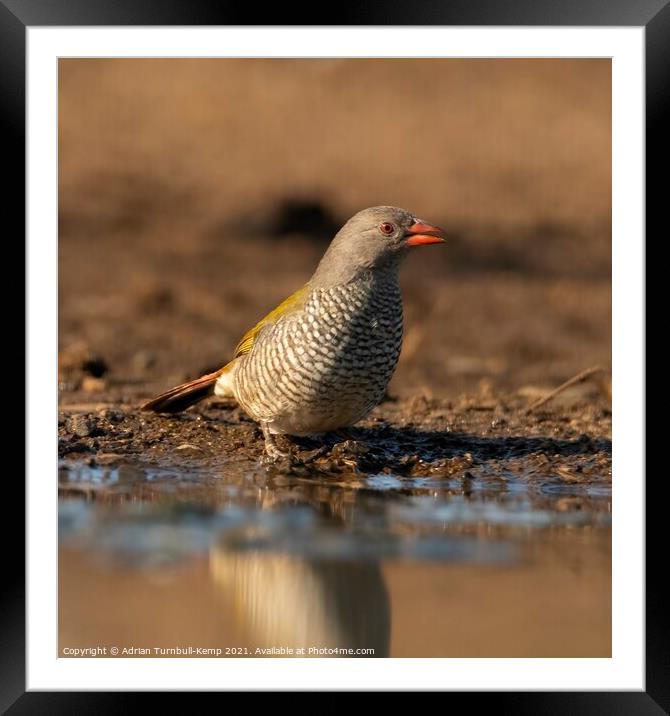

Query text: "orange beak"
[405, 221, 446, 247]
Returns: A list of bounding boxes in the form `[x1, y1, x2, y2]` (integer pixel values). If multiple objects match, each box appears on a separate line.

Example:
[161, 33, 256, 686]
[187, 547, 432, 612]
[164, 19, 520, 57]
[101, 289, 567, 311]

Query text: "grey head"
[309, 206, 445, 289]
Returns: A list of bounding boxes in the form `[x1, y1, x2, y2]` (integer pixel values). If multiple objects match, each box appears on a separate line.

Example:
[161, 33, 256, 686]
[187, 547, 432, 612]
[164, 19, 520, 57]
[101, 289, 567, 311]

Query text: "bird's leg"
[260, 422, 290, 461]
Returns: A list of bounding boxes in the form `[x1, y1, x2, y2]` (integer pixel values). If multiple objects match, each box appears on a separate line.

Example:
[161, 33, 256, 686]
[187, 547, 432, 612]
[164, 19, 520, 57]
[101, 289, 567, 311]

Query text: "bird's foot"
[260, 424, 292, 463]
[263, 442, 291, 463]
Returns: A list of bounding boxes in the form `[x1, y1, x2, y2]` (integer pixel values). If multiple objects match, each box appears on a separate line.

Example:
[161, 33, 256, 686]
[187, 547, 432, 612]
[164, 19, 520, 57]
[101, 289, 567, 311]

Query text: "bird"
[141, 206, 445, 459]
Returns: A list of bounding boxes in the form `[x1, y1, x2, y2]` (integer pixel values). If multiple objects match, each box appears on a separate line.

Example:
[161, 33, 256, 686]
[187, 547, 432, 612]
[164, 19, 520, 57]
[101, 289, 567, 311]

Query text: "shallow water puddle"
[59, 461, 611, 657]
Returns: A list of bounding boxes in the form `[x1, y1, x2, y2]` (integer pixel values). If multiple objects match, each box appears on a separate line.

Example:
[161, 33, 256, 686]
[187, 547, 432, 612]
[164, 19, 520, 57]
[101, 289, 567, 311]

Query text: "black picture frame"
[8, 0, 659, 708]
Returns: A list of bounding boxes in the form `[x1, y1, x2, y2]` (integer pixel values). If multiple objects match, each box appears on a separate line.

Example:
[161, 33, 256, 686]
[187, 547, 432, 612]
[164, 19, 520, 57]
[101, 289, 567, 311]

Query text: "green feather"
[233, 284, 310, 359]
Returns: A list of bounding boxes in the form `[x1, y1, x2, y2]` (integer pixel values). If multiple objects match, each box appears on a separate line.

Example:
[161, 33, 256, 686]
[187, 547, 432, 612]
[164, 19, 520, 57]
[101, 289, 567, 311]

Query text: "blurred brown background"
[58, 58, 611, 402]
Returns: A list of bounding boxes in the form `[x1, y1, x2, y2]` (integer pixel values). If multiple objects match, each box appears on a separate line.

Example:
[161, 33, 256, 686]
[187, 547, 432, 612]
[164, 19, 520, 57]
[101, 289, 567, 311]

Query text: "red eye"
[379, 222, 395, 236]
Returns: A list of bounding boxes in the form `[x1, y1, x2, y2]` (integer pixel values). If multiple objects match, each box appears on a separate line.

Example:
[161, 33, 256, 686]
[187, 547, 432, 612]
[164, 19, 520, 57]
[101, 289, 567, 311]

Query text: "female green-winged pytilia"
[141, 206, 446, 459]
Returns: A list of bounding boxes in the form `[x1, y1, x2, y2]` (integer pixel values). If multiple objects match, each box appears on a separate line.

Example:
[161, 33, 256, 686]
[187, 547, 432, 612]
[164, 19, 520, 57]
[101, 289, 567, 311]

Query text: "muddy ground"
[58, 394, 611, 488]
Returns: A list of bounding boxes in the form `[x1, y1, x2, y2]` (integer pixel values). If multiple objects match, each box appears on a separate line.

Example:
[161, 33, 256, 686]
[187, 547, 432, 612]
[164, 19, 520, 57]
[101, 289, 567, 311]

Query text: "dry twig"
[525, 365, 609, 414]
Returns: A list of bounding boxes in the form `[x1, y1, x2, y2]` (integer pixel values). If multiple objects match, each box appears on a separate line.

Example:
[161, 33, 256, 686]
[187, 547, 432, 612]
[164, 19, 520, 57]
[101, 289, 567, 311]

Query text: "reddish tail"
[140, 369, 222, 414]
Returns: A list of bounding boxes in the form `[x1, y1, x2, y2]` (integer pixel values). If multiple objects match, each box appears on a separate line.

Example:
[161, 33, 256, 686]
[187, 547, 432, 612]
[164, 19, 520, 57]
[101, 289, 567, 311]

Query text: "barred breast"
[233, 270, 403, 435]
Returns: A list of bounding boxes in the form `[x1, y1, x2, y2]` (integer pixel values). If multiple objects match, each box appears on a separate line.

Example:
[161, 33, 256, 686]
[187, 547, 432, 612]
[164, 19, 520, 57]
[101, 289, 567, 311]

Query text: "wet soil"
[58, 394, 611, 493]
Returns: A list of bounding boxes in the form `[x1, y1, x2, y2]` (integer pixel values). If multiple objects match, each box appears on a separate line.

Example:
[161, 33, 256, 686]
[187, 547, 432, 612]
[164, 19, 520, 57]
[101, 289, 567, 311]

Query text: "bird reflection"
[210, 543, 390, 657]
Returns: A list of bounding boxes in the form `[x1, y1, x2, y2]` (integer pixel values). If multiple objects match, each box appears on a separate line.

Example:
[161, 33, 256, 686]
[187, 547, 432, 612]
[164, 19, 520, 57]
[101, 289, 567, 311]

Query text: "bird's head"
[310, 206, 446, 287]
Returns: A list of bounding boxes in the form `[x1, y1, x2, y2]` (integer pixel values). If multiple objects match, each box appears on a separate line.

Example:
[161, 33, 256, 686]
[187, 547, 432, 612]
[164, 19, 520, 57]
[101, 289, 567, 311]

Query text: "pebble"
[95, 452, 123, 465]
[331, 440, 369, 458]
[175, 443, 206, 455]
[68, 414, 95, 438]
[98, 409, 124, 423]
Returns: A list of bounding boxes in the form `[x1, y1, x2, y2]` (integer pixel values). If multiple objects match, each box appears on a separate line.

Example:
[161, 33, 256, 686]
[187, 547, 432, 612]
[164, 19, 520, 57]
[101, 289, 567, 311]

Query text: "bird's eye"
[379, 222, 395, 236]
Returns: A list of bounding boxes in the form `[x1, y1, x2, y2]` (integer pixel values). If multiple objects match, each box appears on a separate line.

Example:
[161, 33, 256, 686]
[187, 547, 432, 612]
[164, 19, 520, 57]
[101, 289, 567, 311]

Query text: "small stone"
[98, 408, 124, 423]
[399, 454, 420, 467]
[69, 414, 95, 438]
[59, 439, 90, 455]
[175, 443, 205, 455]
[331, 440, 368, 459]
[95, 452, 122, 465]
